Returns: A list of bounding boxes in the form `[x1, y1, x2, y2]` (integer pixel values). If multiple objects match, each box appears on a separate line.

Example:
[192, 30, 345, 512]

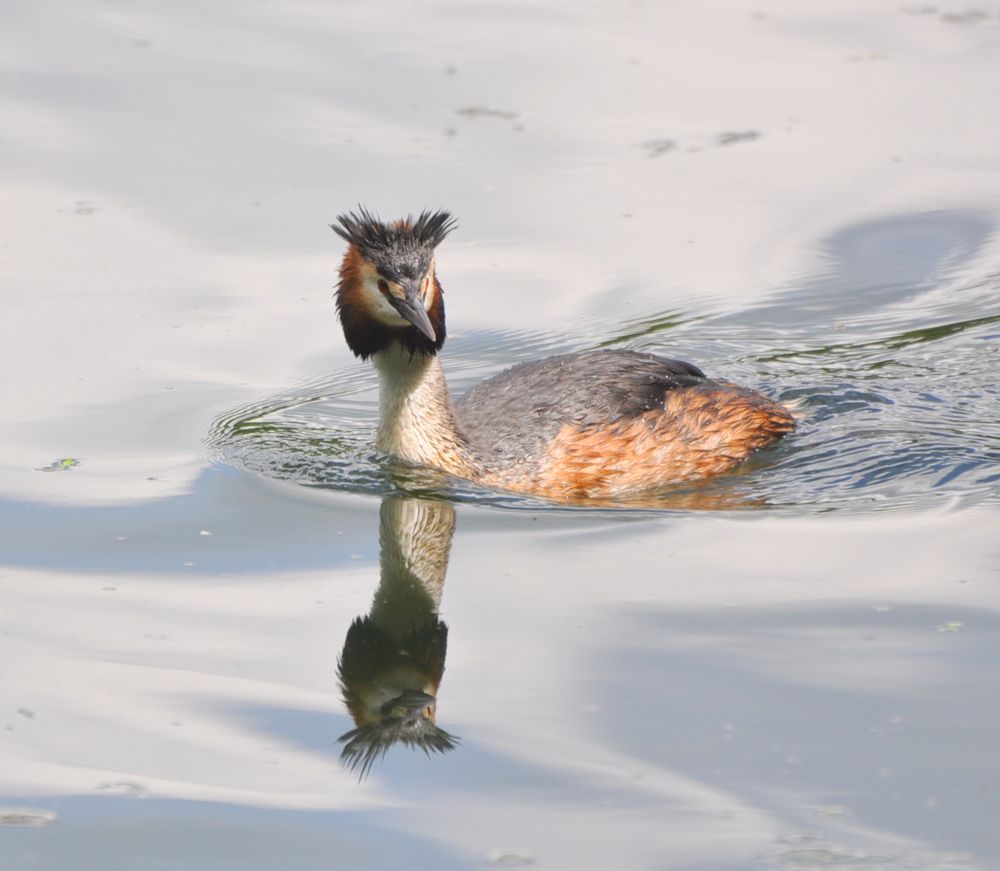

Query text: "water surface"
[2, 1, 1000, 869]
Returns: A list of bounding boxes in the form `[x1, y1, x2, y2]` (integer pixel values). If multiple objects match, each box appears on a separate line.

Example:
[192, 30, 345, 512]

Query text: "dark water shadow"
[588, 600, 1000, 864]
[737, 209, 995, 333]
[0, 794, 468, 871]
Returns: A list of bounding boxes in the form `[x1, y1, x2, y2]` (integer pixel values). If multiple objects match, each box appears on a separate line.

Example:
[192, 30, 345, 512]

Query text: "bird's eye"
[377, 279, 390, 296]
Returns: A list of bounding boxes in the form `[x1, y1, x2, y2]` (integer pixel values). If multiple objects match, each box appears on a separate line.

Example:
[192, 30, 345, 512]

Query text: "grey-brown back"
[453, 349, 708, 471]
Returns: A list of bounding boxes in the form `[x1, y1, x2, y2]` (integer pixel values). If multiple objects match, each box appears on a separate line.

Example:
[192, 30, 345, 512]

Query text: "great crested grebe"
[332, 208, 794, 501]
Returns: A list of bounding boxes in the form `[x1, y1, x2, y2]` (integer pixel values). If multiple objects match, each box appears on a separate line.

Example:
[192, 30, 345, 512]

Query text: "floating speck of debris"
[36, 457, 80, 472]
[457, 106, 519, 121]
[98, 781, 148, 797]
[811, 804, 850, 817]
[941, 9, 990, 24]
[769, 833, 973, 869]
[16, 708, 35, 720]
[0, 808, 56, 828]
[717, 130, 761, 146]
[641, 137, 675, 157]
[115, 536, 127, 542]
[770, 834, 884, 867]
[101, 586, 117, 592]
[488, 849, 535, 866]
[937, 620, 964, 632]
[199, 530, 212, 536]
[183, 561, 195, 568]
[73, 200, 97, 215]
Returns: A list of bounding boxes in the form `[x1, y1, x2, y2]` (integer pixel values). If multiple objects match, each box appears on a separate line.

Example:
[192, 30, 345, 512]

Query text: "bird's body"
[332, 209, 794, 502]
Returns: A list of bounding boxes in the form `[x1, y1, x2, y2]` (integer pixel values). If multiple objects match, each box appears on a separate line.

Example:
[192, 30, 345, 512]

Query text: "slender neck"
[372, 346, 471, 474]
[369, 497, 455, 639]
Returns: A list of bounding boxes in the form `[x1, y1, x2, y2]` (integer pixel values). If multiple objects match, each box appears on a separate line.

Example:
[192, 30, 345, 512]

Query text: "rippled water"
[210, 209, 1000, 513]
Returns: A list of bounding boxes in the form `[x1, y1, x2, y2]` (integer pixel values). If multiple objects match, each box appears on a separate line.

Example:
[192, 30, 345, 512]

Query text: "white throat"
[372, 346, 465, 469]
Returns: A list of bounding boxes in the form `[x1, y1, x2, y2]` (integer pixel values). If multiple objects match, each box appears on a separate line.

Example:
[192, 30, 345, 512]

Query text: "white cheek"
[362, 277, 410, 327]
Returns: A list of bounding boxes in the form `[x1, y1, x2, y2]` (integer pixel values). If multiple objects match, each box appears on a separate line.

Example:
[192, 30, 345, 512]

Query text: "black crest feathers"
[331, 207, 456, 278]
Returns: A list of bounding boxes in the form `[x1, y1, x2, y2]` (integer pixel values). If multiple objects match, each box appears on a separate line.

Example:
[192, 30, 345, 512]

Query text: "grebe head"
[337, 613, 458, 778]
[332, 207, 457, 360]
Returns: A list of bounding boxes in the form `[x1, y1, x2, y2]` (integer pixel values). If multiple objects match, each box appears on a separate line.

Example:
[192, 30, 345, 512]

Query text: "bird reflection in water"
[337, 495, 459, 777]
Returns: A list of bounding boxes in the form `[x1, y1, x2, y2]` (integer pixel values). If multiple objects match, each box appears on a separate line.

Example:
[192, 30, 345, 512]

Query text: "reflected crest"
[337, 496, 459, 777]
